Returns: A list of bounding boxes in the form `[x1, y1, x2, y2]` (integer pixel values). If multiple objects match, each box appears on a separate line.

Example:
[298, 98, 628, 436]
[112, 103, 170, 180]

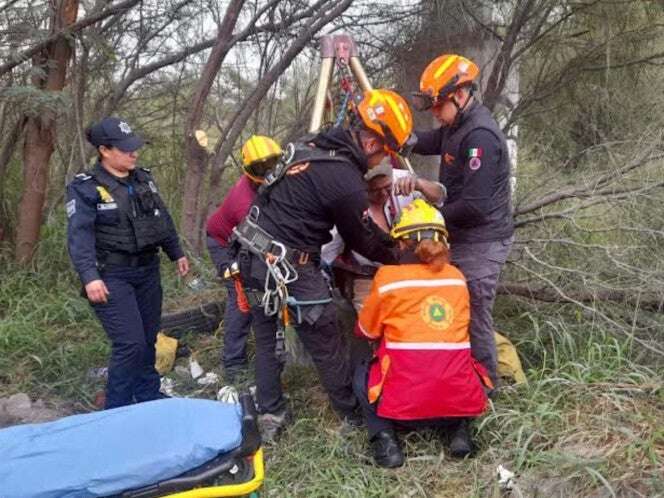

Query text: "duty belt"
[286, 248, 319, 266]
[99, 251, 158, 267]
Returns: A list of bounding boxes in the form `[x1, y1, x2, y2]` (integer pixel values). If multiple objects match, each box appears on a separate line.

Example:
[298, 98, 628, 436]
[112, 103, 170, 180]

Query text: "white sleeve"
[393, 168, 445, 208]
[321, 227, 345, 265]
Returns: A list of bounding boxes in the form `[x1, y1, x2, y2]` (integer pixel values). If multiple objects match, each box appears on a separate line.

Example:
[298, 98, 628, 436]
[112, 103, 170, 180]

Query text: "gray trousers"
[451, 236, 513, 385]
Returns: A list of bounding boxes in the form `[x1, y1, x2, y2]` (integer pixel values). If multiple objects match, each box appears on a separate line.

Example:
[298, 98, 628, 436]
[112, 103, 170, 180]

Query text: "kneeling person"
[353, 199, 490, 467]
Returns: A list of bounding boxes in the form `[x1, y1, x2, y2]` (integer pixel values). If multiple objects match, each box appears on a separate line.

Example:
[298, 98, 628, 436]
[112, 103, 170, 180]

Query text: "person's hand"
[176, 256, 190, 277]
[85, 279, 109, 303]
[393, 174, 419, 196]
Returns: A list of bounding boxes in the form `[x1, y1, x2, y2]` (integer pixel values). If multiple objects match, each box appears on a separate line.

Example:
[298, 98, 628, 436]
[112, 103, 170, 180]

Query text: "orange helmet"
[413, 54, 479, 111]
[356, 89, 413, 153]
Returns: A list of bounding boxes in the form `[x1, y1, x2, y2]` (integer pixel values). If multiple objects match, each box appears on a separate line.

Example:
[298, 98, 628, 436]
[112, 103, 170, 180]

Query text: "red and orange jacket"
[357, 263, 488, 420]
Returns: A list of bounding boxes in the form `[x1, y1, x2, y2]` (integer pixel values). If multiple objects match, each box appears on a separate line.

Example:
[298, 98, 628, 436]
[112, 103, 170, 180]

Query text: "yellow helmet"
[390, 199, 448, 244]
[241, 135, 282, 183]
[357, 89, 413, 154]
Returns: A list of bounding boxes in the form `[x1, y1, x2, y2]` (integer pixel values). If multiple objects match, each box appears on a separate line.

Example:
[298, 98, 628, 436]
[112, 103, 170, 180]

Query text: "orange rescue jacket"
[357, 263, 488, 420]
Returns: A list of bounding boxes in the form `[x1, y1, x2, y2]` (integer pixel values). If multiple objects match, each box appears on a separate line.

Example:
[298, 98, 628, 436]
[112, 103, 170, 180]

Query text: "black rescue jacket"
[414, 102, 514, 244]
[253, 127, 395, 264]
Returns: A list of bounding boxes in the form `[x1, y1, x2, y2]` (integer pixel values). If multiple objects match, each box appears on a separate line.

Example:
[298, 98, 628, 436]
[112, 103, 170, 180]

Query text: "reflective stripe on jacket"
[358, 263, 487, 420]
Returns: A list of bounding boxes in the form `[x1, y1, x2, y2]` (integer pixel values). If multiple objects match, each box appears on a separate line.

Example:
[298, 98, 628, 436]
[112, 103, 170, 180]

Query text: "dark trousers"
[92, 262, 162, 409]
[207, 237, 252, 371]
[332, 288, 372, 371]
[243, 254, 357, 418]
[352, 359, 458, 439]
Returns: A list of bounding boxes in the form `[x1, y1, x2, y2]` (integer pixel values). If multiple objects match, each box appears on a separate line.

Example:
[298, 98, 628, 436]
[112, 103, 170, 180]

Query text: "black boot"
[449, 419, 472, 458]
[370, 430, 404, 468]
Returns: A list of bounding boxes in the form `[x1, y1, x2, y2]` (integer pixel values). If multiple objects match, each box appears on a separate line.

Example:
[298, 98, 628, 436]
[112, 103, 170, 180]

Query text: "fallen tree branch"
[498, 282, 664, 314]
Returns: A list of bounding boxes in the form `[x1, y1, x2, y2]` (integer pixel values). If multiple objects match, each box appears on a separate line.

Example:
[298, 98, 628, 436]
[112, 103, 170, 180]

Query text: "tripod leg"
[349, 56, 373, 93]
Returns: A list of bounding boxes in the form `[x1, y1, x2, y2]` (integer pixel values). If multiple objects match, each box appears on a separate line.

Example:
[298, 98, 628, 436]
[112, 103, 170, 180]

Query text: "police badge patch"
[118, 121, 132, 134]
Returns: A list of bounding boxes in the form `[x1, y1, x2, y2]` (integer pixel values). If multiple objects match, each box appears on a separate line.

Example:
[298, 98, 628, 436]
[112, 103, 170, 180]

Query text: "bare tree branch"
[0, 0, 141, 77]
[207, 0, 353, 205]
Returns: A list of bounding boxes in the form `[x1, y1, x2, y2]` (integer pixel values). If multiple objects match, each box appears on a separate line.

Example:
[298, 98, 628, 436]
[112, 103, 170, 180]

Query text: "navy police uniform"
[239, 126, 396, 420]
[414, 101, 514, 384]
[67, 150, 184, 409]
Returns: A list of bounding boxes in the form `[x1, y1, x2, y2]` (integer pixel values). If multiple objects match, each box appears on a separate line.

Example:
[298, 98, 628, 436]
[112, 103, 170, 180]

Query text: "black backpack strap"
[258, 142, 354, 197]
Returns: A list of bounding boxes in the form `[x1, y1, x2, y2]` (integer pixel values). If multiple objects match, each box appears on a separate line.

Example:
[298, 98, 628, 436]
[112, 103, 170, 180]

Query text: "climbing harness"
[231, 206, 299, 361]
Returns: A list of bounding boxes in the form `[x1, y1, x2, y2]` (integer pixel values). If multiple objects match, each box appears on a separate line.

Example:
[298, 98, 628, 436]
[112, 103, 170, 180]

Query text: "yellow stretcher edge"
[163, 447, 264, 498]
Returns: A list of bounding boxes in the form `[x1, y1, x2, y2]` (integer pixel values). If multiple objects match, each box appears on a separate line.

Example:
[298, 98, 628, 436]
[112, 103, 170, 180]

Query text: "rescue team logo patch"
[467, 147, 482, 170]
[420, 296, 454, 330]
[96, 186, 114, 203]
[286, 162, 310, 176]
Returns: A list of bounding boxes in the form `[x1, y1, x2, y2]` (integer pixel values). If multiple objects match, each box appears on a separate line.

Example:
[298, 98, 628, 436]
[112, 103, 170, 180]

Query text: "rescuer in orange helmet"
[411, 54, 514, 387]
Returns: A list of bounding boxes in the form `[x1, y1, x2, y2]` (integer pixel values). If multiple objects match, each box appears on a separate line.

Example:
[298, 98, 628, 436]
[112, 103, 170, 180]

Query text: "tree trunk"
[14, 0, 79, 264]
[181, 0, 245, 253]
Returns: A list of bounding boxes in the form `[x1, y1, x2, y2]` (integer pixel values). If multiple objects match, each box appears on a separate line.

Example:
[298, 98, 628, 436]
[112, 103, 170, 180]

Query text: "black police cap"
[86, 117, 145, 152]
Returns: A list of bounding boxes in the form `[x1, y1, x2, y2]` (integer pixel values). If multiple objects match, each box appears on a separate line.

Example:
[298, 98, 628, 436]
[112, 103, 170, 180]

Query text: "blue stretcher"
[0, 395, 263, 498]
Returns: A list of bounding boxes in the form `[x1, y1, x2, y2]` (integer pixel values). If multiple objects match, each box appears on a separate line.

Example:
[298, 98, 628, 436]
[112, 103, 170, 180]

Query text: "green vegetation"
[1, 224, 661, 497]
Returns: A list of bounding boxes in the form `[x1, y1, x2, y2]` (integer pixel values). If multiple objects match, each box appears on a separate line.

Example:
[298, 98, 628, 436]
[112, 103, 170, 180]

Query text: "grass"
[1, 227, 662, 497]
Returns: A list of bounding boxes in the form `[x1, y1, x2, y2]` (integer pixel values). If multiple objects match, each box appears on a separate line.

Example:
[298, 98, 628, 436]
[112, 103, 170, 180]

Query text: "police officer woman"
[66, 117, 189, 409]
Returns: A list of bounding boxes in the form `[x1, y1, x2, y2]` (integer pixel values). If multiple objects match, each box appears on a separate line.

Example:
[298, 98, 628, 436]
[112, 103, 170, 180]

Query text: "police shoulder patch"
[66, 199, 76, 218]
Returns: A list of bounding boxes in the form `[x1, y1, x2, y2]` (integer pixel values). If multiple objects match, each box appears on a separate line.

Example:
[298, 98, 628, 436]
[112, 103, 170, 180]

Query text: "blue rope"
[334, 91, 351, 127]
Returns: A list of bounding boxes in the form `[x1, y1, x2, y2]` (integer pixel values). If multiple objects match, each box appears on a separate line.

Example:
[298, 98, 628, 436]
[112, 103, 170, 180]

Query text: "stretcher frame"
[120, 394, 263, 498]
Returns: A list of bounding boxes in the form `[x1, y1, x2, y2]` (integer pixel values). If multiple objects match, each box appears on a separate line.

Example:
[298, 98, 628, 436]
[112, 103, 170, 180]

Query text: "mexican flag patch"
[468, 147, 483, 158]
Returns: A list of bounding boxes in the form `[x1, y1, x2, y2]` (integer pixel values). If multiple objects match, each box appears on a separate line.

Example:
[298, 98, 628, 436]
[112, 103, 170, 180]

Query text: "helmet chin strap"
[449, 89, 473, 127]
[353, 129, 385, 167]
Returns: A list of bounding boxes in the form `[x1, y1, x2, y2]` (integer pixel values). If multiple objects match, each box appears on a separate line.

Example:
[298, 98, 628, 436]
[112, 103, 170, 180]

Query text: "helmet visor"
[411, 92, 434, 112]
[245, 156, 279, 180]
